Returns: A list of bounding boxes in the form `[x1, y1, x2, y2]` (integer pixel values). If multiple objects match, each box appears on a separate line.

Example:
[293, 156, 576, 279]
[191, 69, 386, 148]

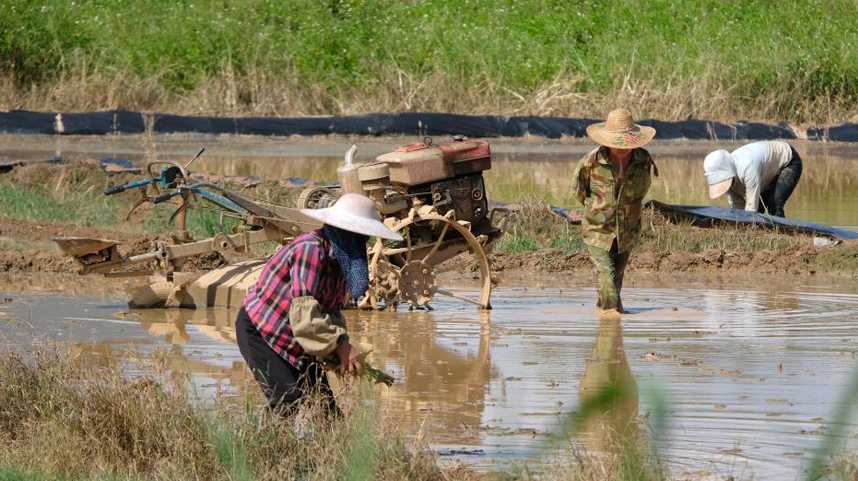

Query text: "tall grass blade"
[542, 380, 629, 451]
[641, 381, 670, 458]
[207, 420, 253, 481]
[804, 362, 858, 481]
[340, 383, 381, 481]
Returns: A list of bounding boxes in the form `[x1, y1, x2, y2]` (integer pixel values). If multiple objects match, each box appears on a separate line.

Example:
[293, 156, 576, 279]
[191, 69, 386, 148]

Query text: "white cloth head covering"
[300, 193, 403, 241]
[703, 150, 737, 199]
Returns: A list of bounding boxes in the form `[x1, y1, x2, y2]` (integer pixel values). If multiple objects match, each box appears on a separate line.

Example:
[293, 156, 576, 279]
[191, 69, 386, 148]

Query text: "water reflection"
[134, 307, 238, 345]
[350, 309, 493, 446]
[71, 340, 249, 397]
[1, 134, 857, 225]
[130, 308, 247, 393]
[100, 305, 495, 447]
[192, 154, 858, 226]
[5, 285, 858, 480]
[578, 318, 639, 454]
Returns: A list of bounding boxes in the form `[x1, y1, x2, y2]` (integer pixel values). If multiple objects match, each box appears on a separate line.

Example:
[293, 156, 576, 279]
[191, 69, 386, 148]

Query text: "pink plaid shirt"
[242, 229, 347, 369]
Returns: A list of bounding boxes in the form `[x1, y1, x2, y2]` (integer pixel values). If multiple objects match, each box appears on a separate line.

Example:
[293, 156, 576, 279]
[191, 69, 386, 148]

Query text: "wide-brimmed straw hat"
[703, 150, 737, 199]
[586, 108, 656, 149]
[300, 193, 403, 241]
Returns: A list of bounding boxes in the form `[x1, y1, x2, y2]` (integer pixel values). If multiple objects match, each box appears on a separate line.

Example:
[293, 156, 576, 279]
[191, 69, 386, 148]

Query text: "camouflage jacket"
[573, 147, 656, 252]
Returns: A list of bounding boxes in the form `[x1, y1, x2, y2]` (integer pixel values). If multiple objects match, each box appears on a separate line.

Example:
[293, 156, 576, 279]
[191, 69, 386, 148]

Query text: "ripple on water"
[1, 284, 858, 480]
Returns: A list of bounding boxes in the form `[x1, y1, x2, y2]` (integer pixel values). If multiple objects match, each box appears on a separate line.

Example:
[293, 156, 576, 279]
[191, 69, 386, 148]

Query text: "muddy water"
[3, 281, 858, 480]
[196, 153, 858, 226]
[1, 134, 857, 226]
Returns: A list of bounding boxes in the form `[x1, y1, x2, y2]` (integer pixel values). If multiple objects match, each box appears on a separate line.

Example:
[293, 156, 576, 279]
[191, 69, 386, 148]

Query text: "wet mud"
[3, 279, 858, 480]
[0, 134, 857, 279]
[488, 243, 858, 277]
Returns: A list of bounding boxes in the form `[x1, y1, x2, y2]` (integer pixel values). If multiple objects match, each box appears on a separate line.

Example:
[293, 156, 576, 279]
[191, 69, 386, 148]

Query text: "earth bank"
[0, 161, 855, 284]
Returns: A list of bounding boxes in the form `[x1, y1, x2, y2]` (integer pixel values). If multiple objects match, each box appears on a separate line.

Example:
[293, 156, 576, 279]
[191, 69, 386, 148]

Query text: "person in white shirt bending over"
[703, 141, 803, 218]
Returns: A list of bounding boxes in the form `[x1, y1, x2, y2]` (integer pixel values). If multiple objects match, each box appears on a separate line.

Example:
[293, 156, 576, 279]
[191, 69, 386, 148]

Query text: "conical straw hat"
[300, 193, 403, 241]
[586, 109, 656, 149]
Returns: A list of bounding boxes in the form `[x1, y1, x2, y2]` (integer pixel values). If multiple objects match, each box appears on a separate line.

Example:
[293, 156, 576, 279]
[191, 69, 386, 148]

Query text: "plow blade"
[52, 237, 120, 257]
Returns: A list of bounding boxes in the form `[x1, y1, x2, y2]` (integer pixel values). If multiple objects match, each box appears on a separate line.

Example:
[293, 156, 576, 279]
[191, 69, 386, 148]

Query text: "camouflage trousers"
[586, 241, 631, 311]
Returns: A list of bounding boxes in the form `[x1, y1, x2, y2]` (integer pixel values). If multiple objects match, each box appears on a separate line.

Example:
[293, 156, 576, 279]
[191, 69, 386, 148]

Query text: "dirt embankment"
[0, 216, 225, 274]
[490, 243, 858, 278]
[0, 160, 856, 282]
[0, 218, 133, 273]
[1, 213, 857, 280]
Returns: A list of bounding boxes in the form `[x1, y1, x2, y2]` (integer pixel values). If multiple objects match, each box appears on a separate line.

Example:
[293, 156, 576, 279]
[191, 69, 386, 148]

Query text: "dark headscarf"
[323, 224, 370, 300]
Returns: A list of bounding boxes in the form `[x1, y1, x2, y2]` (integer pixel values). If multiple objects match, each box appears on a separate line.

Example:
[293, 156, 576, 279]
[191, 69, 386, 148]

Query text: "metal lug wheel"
[360, 209, 492, 311]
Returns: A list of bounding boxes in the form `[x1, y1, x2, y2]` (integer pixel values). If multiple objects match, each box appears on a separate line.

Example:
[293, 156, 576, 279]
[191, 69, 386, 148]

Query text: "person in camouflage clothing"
[574, 109, 657, 315]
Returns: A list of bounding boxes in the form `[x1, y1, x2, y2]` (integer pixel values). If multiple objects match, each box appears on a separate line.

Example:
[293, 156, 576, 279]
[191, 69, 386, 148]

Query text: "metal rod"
[127, 251, 161, 263]
[184, 146, 206, 169]
[435, 288, 484, 307]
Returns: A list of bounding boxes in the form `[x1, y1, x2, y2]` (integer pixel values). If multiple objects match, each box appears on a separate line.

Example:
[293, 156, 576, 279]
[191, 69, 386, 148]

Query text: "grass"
[0, 162, 282, 241]
[338, 384, 381, 481]
[4, 347, 857, 481]
[495, 200, 576, 254]
[640, 211, 809, 253]
[0, 160, 854, 275]
[494, 200, 809, 255]
[0, 177, 233, 239]
[0, 349, 453, 481]
[496, 233, 540, 254]
[0, 348, 677, 481]
[0, 468, 116, 481]
[2, 0, 858, 122]
[0, 162, 135, 229]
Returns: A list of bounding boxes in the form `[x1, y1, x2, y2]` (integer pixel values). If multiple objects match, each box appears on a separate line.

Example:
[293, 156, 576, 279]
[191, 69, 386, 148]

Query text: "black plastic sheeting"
[0, 110, 145, 135]
[59, 110, 145, 135]
[151, 112, 797, 140]
[549, 205, 583, 223]
[544, 201, 858, 239]
[648, 200, 858, 240]
[0, 110, 56, 134]
[807, 123, 858, 142]
[2, 109, 858, 141]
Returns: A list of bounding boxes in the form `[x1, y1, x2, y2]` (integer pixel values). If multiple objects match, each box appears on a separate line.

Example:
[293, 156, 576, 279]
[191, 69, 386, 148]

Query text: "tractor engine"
[298, 136, 501, 309]
[338, 136, 494, 236]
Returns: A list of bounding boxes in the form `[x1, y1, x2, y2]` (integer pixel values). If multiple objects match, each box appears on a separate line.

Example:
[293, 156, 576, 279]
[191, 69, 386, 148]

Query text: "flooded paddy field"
[1, 134, 857, 226]
[2, 276, 858, 480]
[1, 134, 858, 479]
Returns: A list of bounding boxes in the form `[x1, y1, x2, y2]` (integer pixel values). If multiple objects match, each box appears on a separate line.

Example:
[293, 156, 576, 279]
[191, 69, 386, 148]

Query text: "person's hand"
[335, 341, 360, 375]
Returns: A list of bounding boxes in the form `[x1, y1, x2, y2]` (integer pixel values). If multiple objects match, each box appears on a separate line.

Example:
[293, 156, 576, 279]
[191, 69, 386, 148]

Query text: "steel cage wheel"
[361, 210, 492, 311]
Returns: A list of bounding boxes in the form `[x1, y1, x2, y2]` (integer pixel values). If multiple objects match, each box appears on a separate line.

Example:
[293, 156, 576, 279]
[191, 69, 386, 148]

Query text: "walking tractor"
[53, 137, 503, 311]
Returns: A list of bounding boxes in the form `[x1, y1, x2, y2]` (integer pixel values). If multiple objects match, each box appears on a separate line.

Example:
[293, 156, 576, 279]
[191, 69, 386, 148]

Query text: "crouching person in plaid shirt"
[235, 193, 402, 415]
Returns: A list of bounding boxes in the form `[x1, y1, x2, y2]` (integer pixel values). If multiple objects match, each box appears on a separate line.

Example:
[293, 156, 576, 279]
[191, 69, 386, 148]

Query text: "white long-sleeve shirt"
[725, 141, 793, 211]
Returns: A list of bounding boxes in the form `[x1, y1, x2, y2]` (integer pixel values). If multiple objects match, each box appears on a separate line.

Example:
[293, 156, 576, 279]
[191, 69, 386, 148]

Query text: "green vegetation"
[1, 161, 856, 276]
[0, 349, 674, 481]
[0, 176, 236, 239]
[3, 348, 856, 481]
[0, 162, 268, 239]
[495, 201, 811, 255]
[0, 350, 450, 481]
[2, 0, 857, 121]
[496, 233, 540, 254]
